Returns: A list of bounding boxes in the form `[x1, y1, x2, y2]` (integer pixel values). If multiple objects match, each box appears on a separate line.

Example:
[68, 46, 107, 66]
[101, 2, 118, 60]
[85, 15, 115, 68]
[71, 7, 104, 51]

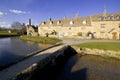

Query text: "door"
[112, 32, 117, 40]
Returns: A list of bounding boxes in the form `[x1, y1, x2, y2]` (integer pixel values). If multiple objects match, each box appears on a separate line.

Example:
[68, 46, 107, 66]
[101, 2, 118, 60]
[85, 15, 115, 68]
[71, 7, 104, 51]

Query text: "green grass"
[75, 42, 120, 51]
[0, 31, 17, 35]
[0, 31, 18, 37]
[20, 35, 62, 44]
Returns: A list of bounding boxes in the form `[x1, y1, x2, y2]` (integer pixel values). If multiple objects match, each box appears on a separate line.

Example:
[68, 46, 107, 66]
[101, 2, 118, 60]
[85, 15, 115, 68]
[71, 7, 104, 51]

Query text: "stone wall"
[73, 46, 120, 59]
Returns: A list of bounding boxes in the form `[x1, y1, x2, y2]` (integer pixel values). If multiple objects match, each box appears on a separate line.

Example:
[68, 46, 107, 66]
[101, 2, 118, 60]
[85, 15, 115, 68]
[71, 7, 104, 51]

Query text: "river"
[29, 54, 120, 80]
[0, 37, 50, 66]
[57, 54, 120, 80]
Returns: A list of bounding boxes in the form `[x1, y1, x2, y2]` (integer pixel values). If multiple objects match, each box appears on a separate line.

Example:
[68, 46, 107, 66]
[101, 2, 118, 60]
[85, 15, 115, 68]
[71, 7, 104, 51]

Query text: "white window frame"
[100, 16, 106, 20]
[109, 16, 114, 20]
[49, 21, 53, 25]
[82, 20, 87, 25]
[57, 21, 61, 25]
[42, 22, 45, 25]
[70, 21, 74, 25]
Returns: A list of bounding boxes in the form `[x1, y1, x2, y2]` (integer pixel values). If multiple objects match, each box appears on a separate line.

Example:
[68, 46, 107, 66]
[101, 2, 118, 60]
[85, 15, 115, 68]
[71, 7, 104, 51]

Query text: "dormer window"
[100, 16, 106, 20]
[42, 22, 46, 25]
[118, 16, 120, 20]
[70, 21, 74, 25]
[57, 21, 61, 25]
[82, 20, 87, 25]
[109, 16, 114, 20]
[49, 21, 53, 25]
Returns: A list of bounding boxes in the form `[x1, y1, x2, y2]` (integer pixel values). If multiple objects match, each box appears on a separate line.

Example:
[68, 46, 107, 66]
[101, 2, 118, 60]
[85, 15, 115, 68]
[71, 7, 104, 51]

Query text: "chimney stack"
[29, 19, 31, 26]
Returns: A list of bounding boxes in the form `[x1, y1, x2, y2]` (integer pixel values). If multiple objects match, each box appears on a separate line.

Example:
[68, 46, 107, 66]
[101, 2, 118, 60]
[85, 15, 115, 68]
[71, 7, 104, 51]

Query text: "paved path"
[0, 45, 65, 80]
[62, 38, 120, 45]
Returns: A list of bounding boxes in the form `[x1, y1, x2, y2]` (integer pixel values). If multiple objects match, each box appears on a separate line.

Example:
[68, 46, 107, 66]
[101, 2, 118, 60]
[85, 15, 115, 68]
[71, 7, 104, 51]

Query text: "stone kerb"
[73, 46, 120, 59]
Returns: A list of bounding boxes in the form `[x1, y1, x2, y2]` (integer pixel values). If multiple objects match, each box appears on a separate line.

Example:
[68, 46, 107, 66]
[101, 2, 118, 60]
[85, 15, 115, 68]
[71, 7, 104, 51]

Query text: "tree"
[11, 22, 23, 30]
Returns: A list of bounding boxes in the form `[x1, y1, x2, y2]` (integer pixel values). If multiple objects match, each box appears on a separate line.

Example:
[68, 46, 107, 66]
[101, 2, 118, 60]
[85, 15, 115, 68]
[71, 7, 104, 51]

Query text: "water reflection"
[0, 37, 49, 66]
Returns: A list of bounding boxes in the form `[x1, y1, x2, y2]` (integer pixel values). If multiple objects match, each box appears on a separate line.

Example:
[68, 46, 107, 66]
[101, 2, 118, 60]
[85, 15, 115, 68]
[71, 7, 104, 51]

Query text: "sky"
[0, 0, 120, 28]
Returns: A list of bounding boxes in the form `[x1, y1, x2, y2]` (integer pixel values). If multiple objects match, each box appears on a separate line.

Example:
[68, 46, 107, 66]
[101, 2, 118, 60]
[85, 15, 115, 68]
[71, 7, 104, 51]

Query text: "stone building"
[26, 19, 38, 36]
[38, 9, 120, 39]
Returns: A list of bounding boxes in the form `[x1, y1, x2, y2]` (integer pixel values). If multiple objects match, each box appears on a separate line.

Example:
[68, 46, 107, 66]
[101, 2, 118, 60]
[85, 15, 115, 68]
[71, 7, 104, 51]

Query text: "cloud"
[0, 11, 6, 17]
[0, 22, 11, 28]
[10, 9, 30, 14]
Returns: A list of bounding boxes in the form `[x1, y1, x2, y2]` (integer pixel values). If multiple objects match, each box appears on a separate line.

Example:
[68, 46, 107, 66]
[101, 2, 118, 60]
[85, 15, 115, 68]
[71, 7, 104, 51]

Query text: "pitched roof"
[40, 16, 92, 27]
[39, 11, 120, 27]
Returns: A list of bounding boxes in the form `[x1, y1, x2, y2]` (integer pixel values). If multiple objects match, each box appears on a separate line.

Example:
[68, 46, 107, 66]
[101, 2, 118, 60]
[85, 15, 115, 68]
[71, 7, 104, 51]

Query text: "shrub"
[77, 32, 82, 36]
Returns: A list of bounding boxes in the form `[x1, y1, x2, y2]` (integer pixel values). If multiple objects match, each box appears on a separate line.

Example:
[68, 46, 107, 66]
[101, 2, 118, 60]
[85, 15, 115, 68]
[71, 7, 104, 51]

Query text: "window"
[42, 22, 45, 25]
[57, 21, 61, 25]
[70, 21, 74, 25]
[100, 16, 106, 20]
[100, 24, 105, 28]
[118, 16, 120, 20]
[100, 32, 105, 36]
[109, 16, 114, 20]
[82, 20, 87, 25]
[49, 21, 53, 25]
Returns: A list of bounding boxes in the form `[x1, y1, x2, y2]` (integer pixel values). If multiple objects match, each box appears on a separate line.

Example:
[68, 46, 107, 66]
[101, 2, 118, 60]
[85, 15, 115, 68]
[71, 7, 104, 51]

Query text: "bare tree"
[11, 22, 23, 30]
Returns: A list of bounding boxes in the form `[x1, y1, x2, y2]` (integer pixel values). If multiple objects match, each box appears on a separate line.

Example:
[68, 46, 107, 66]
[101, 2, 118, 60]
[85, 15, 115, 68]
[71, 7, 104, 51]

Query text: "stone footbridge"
[0, 44, 77, 80]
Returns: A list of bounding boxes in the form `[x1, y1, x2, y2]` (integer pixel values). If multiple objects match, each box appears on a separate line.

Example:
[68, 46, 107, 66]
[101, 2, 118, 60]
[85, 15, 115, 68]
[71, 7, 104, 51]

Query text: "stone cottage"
[38, 9, 120, 39]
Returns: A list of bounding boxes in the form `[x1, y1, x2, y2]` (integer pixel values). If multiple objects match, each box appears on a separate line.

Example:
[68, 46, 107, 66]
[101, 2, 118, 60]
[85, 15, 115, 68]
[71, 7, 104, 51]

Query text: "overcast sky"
[0, 0, 120, 28]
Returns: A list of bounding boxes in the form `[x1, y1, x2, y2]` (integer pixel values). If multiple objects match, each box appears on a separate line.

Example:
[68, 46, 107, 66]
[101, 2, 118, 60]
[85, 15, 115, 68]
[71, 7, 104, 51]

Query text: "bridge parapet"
[0, 45, 77, 80]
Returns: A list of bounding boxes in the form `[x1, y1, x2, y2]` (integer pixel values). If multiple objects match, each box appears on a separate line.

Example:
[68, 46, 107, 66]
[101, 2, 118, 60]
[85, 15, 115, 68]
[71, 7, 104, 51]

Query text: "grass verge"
[75, 42, 120, 51]
[0, 31, 18, 37]
[20, 35, 62, 44]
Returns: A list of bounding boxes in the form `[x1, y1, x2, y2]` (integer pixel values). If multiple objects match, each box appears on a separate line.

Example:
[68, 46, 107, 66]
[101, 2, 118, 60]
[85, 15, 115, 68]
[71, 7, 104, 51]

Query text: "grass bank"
[75, 42, 120, 51]
[20, 35, 62, 44]
[0, 30, 19, 37]
[74, 42, 120, 59]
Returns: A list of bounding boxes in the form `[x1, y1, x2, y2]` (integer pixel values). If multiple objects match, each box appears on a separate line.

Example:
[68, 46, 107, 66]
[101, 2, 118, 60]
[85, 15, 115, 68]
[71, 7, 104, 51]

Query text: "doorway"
[112, 32, 117, 40]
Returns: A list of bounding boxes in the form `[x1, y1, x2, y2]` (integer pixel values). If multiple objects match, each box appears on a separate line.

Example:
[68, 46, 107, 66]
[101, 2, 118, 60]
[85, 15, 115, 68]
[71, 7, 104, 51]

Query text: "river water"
[57, 54, 120, 80]
[0, 37, 50, 66]
[30, 54, 120, 80]
[1, 37, 120, 80]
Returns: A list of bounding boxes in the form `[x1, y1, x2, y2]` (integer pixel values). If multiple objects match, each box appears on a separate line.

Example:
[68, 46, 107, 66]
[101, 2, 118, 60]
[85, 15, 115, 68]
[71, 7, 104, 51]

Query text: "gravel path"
[62, 38, 120, 45]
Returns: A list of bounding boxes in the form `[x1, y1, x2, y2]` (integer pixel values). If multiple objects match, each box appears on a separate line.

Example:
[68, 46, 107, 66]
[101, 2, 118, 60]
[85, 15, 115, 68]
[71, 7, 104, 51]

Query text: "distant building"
[26, 19, 38, 36]
[38, 9, 120, 40]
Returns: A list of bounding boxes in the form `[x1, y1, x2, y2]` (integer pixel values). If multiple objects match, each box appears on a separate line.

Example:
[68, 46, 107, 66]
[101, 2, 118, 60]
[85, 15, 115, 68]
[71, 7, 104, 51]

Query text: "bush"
[77, 32, 82, 36]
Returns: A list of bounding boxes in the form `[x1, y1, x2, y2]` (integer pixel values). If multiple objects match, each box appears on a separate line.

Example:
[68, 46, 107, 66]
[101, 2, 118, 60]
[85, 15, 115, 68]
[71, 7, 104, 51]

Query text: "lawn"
[0, 31, 17, 35]
[75, 42, 120, 51]
[0, 30, 18, 37]
[20, 35, 62, 44]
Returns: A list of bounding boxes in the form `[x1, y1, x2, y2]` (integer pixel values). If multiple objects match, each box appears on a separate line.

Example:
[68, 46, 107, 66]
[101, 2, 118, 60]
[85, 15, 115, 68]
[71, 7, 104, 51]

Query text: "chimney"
[64, 16, 66, 19]
[75, 13, 79, 18]
[29, 19, 31, 26]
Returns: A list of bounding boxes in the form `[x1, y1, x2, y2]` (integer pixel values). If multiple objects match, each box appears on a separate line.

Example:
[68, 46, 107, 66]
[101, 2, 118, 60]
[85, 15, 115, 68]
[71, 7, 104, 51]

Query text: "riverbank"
[20, 35, 62, 44]
[0, 34, 20, 38]
[62, 38, 120, 59]
[0, 30, 20, 38]
[72, 45, 120, 59]
[75, 42, 120, 51]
